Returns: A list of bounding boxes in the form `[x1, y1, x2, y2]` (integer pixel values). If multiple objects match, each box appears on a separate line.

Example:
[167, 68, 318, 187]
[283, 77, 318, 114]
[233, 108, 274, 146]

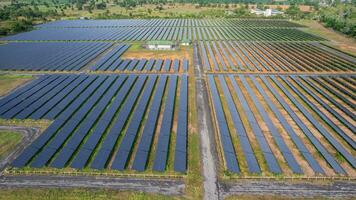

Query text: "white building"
[146, 41, 177, 50]
[250, 8, 284, 17]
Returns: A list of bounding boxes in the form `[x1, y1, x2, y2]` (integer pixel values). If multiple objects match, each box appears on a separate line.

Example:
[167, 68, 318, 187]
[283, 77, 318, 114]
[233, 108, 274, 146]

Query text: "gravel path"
[194, 43, 219, 200]
[0, 175, 184, 196]
[0, 126, 40, 174]
[220, 180, 356, 199]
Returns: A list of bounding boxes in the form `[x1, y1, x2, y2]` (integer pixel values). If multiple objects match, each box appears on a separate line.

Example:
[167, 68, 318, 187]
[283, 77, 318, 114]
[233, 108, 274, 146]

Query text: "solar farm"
[0, 18, 355, 198]
[209, 75, 355, 176]
[0, 74, 187, 172]
[199, 41, 355, 72]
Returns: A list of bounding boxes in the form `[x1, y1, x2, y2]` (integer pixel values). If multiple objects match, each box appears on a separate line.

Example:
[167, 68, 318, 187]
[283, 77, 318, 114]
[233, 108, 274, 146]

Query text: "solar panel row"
[51, 76, 127, 168]
[199, 41, 356, 72]
[208, 74, 354, 174]
[251, 76, 324, 174]
[92, 56, 187, 72]
[217, 75, 259, 174]
[292, 76, 356, 149]
[208, 75, 240, 173]
[279, 76, 356, 168]
[312, 77, 355, 111]
[153, 76, 178, 172]
[90, 44, 130, 71]
[174, 75, 188, 172]
[111, 76, 157, 170]
[303, 77, 355, 122]
[132, 76, 168, 171]
[0, 42, 112, 71]
[228, 75, 281, 174]
[239, 75, 302, 174]
[37, 19, 304, 28]
[8, 74, 187, 172]
[0, 27, 324, 42]
[260, 76, 346, 174]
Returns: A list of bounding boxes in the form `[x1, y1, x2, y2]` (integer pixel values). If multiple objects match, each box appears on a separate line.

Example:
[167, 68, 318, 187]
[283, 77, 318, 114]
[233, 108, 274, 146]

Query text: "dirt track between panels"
[194, 43, 219, 200]
[219, 180, 356, 199]
[0, 175, 184, 196]
[0, 126, 40, 174]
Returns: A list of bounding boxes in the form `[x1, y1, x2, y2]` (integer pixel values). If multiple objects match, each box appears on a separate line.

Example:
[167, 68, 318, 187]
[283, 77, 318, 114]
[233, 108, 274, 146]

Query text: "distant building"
[180, 39, 191, 46]
[250, 8, 265, 15]
[250, 8, 284, 17]
[146, 41, 177, 50]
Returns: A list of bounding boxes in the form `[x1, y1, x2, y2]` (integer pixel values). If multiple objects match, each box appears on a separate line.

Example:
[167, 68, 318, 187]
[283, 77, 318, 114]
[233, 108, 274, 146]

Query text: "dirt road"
[0, 175, 184, 196]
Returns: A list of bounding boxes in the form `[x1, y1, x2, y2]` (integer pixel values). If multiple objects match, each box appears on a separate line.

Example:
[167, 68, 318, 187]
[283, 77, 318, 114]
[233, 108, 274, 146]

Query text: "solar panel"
[111, 76, 156, 170]
[292, 76, 355, 149]
[217, 75, 259, 173]
[0, 42, 112, 71]
[207, 75, 240, 173]
[239, 75, 301, 174]
[90, 76, 147, 169]
[265, 76, 345, 174]
[229, 75, 281, 174]
[153, 76, 178, 172]
[280, 76, 355, 168]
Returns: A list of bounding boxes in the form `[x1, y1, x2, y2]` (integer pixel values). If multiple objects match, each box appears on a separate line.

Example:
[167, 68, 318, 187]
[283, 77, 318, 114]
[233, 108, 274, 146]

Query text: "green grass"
[0, 188, 177, 200]
[295, 19, 356, 56]
[0, 74, 33, 96]
[0, 119, 52, 133]
[128, 43, 144, 51]
[184, 74, 203, 199]
[0, 130, 23, 160]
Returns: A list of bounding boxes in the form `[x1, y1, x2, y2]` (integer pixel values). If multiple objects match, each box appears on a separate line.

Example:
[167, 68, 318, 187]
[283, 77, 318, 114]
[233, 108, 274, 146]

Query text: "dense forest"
[318, 4, 355, 36]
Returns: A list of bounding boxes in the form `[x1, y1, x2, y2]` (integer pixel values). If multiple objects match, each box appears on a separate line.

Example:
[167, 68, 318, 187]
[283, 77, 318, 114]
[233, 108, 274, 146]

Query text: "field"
[0, 188, 175, 200]
[0, 18, 355, 199]
[0, 130, 23, 160]
[199, 41, 355, 72]
[208, 75, 355, 177]
[296, 20, 356, 56]
[0, 42, 113, 71]
[0, 19, 323, 42]
[0, 74, 188, 174]
[0, 74, 33, 96]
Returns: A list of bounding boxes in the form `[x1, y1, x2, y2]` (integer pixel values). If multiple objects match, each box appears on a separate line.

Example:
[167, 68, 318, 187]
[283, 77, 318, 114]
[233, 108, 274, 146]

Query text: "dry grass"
[0, 188, 177, 200]
[297, 20, 356, 56]
[122, 44, 192, 68]
[0, 74, 33, 97]
[0, 119, 52, 133]
[0, 130, 23, 159]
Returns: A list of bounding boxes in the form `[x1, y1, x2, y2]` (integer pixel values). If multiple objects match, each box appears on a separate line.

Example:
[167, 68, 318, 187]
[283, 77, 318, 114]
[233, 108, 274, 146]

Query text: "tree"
[233, 6, 249, 17]
[96, 2, 106, 9]
[285, 4, 303, 20]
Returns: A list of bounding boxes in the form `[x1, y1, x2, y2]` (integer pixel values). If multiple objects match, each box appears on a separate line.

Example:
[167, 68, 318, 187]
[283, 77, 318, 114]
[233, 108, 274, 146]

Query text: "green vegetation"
[0, 188, 176, 200]
[185, 74, 203, 199]
[318, 3, 355, 37]
[0, 118, 52, 133]
[0, 2, 61, 36]
[0, 74, 33, 96]
[0, 130, 22, 159]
